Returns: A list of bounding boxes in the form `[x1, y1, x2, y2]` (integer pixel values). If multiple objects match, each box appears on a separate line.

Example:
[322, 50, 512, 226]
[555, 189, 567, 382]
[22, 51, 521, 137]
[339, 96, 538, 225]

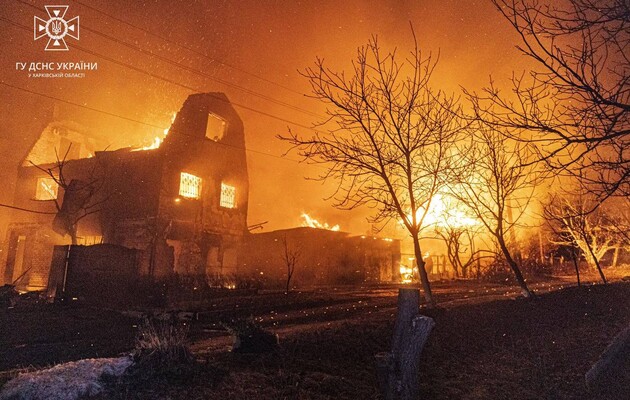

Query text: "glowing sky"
[0, 0, 539, 237]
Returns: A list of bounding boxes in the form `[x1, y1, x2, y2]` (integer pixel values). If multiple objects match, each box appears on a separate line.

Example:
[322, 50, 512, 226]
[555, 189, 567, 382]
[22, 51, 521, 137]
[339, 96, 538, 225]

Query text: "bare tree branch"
[278, 28, 465, 306]
[468, 0, 629, 198]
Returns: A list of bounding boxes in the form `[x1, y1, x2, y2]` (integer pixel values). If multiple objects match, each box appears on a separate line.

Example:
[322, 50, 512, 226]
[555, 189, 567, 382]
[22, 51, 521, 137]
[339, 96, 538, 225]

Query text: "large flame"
[403, 192, 479, 229]
[301, 213, 340, 231]
[399, 264, 414, 283]
[135, 112, 177, 151]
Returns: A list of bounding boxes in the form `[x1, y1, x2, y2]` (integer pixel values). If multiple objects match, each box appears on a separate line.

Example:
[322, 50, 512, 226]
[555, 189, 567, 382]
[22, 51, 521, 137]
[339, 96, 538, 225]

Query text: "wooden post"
[376, 288, 435, 400]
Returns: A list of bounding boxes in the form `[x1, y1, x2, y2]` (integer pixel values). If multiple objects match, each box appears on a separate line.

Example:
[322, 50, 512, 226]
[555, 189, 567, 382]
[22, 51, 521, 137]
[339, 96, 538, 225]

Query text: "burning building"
[1, 92, 402, 300]
[2, 93, 249, 291]
[239, 227, 401, 286]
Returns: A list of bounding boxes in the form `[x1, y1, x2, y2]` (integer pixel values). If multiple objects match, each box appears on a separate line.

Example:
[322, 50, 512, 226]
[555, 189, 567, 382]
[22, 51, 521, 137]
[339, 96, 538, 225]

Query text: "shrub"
[222, 317, 279, 353]
[132, 319, 194, 372]
[480, 257, 515, 284]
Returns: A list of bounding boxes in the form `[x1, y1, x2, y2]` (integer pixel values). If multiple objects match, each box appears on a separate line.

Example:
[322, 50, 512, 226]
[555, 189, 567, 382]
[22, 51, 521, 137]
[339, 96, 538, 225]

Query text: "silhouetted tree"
[435, 225, 486, 279]
[544, 193, 628, 284]
[32, 145, 105, 244]
[280, 29, 464, 306]
[428, 195, 486, 279]
[280, 235, 300, 294]
[466, 0, 629, 198]
[450, 126, 538, 297]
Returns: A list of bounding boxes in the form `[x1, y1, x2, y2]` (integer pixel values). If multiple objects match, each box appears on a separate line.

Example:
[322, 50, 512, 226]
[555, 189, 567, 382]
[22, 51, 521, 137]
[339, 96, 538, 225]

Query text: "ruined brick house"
[2, 93, 249, 291]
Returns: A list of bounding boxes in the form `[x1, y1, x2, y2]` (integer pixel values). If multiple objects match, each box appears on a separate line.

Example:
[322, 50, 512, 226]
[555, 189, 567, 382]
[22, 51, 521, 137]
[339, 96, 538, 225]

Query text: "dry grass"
[132, 319, 193, 368]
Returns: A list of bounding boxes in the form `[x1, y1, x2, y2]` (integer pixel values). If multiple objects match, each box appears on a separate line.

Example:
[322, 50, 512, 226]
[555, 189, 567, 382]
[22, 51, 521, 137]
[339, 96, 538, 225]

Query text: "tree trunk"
[571, 249, 581, 287]
[285, 267, 293, 295]
[476, 251, 481, 279]
[538, 230, 545, 264]
[497, 236, 533, 298]
[612, 247, 620, 269]
[70, 226, 78, 245]
[584, 240, 607, 284]
[412, 235, 435, 307]
[375, 288, 435, 400]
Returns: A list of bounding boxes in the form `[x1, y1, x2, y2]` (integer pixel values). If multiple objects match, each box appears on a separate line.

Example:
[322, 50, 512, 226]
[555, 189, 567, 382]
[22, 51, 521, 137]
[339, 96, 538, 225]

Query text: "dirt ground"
[1, 276, 629, 399]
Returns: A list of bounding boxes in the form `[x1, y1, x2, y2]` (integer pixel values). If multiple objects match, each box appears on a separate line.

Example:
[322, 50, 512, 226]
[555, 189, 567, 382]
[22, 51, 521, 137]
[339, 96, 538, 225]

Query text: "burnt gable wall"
[159, 93, 249, 238]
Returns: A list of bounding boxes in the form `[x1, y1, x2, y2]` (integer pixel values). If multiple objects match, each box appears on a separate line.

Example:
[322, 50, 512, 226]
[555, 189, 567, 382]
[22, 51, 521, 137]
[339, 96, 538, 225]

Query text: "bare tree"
[466, 0, 629, 198]
[450, 126, 538, 297]
[545, 216, 584, 286]
[280, 29, 464, 306]
[32, 145, 106, 244]
[544, 193, 627, 283]
[435, 225, 486, 279]
[427, 194, 486, 279]
[280, 235, 301, 294]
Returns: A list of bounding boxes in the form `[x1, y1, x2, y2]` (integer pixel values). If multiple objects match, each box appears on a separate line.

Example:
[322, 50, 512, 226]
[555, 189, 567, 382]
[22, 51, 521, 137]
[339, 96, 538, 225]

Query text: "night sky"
[0, 0, 537, 237]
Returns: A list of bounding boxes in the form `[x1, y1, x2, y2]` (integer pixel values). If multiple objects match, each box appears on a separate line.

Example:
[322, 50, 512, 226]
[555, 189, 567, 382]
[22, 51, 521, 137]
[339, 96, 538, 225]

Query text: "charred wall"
[2, 92, 250, 289]
[238, 227, 401, 286]
[160, 93, 249, 276]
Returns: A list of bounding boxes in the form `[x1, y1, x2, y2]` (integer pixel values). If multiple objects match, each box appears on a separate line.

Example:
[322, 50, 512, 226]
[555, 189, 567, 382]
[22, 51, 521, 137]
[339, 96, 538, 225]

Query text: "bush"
[97, 319, 227, 396]
[132, 318, 194, 372]
[481, 252, 552, 284]
[0, 284, 18, 308]
[480, 258, 515, 284]
[520, 257, 553, 277]
[519, 235, 553, 277]
[222, 317, 279, 353]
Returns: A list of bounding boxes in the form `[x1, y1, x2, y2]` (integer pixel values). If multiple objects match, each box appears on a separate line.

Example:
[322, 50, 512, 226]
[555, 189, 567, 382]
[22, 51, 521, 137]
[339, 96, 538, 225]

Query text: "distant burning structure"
[239, 227, 401, 286]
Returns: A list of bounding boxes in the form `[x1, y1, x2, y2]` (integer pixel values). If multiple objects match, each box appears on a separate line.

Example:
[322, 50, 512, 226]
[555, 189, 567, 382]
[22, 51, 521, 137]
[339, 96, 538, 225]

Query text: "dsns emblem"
[34, 5, 80, 51]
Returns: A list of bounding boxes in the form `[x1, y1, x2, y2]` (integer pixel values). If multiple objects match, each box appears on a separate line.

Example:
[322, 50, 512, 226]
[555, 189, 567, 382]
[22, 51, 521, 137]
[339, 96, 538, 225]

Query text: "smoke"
[0, 0, 536, 236]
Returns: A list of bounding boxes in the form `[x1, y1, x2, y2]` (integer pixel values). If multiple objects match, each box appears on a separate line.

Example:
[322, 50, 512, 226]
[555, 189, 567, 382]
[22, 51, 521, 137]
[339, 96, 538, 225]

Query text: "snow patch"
[0, 356, 133, 400]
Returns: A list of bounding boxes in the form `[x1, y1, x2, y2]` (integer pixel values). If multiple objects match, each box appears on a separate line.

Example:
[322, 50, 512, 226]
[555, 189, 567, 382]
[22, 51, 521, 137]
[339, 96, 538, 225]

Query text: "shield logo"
[34, 5, 79, 51]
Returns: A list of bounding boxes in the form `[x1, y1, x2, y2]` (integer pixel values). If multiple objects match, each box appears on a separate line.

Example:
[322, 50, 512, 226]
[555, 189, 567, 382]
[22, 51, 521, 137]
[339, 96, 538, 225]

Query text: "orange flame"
[402, 193, 479, 229]
[134, 112, 177, 151]
[300, 213, 340, 231]
[399, 264, 414, 283]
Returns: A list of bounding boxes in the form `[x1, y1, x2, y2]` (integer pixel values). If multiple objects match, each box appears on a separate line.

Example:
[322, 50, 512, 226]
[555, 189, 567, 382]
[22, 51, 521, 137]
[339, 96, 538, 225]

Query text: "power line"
[16, 0, 322, 119]
[0, 16, 320, 133]
[0, 81, 308, 164]
[0, 81, 165, 129]
[70, 0, 306, 97]
[0, 202, 57, 215]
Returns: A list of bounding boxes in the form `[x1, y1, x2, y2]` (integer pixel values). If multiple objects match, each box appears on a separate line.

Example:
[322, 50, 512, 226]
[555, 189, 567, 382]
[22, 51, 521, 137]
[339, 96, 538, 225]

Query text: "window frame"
[179, 172, 202, 199]
[219, 182, 236, 209]
[34, 177, 59, 201]
[205, 113, 228, 142]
